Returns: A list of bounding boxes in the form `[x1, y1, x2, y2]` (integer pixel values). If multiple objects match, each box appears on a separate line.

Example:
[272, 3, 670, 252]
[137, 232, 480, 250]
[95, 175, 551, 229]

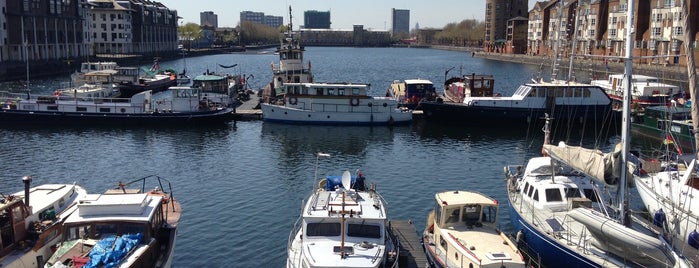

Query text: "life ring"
[288, 96, 298, 105]
[350, 98, 360, 106]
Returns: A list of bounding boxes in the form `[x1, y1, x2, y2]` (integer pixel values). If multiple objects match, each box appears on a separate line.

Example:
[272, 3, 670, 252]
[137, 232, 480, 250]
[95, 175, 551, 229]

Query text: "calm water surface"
[0, 47, 631, 267]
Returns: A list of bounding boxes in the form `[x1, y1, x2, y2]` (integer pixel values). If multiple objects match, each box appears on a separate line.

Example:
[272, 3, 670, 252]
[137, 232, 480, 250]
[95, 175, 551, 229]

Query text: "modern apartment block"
[303, 10, 331, 29]
[526, 0, 699, 66]
[1, 0, 91, 62]
[484, 0, 529, 52]
[240, 11, 283, 28]
[391, 8, 410, 37]
[201, 11, 218, 29]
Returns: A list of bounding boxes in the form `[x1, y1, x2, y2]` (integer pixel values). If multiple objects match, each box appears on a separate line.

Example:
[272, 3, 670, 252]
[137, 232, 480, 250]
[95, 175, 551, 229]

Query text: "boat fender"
[383, 103, 387, 107]
[653, 209, 666, 228]
[689, 230, 699, 249]
[367, 102, 373, 107]
[350, 98, 360, 106]
[288, 96, 297, 105]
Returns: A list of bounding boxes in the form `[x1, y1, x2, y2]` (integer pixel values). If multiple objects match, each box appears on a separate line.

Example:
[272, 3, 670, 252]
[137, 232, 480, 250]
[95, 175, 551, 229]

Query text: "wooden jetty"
[390, 219, 429, 268]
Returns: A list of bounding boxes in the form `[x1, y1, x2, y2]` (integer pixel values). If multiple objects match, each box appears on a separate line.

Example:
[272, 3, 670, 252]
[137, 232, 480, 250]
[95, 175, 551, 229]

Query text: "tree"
[179, 23, 202, 50]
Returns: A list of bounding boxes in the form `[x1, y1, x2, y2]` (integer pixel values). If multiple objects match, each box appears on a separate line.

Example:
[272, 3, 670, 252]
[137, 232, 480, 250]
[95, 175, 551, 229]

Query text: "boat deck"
[389, 220, 428, 268]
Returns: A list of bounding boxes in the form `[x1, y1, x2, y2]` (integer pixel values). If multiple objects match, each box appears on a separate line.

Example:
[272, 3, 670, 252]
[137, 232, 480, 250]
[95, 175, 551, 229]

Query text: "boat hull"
[261, 103, 412, 126]
[421, 101, 614, 125]
[119, 79, 177, 98]
[0, 108, 235, 126]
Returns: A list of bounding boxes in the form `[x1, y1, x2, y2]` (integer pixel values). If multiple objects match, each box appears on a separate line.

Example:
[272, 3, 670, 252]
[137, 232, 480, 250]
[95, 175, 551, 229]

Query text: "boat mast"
[680, 0, 698, 158]
[567, 0, 583, 81]
[618, 0, 636, 227]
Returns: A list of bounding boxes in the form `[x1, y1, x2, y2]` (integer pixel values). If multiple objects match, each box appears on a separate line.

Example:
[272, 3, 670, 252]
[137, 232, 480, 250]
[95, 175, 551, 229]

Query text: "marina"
[1, 45, 697, 267]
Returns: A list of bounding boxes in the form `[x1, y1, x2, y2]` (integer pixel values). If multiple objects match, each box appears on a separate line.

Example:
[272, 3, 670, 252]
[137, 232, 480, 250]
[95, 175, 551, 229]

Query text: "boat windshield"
[347, 223, 381, 238]
[513, 85, 531, 96]
[306, 222, 341, 236]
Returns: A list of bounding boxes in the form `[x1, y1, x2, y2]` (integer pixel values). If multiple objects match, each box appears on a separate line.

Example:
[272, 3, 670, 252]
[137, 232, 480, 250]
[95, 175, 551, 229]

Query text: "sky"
[164, 0, 536, 30]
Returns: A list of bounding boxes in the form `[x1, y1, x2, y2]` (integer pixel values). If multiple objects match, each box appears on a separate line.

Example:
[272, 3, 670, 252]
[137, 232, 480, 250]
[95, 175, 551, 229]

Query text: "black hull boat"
[0, 108, 234, 126]
[118, 77, 178, 98]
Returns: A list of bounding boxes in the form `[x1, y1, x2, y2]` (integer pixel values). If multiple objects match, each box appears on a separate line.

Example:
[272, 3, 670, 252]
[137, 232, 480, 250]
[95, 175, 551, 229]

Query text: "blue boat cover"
[324, 175, 366, 191]
[84, 233, 143, 268]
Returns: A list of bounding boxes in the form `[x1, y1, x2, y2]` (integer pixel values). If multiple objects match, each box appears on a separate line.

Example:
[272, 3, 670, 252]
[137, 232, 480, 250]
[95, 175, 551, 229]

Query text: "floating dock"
[390, 219, 429, 268]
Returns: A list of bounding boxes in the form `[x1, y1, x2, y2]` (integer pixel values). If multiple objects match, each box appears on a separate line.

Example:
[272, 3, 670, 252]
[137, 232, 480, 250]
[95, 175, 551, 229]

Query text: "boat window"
[347, 223, 381, 238]
[538, 88, 547, 97]
[445, 207, 460, 224]
[565, 87, 574, 97]
[302, 87, 309, 95]
[121, 224, 146, 237]
[482, 206, 496, 223]
[574, 88, 582, 97]
[316, 88, 323, 96]
[564, 187, 582, 198]
[462, 205, 481, 223]
[76, 107, 87, 112]
[65, 225, 91, 240]
[327, 88, 335, 95]
[583, 88, 591, 97]
[352, 88, 360, 95]
[523, 182, 530, 195]
[95, 223, 118, 238]
[306, 222, 341, 236]
[47, 106, 58, 111]
[280, 52, 288, 60]
[439, 235, 447, 249]
[99, 108, 111, 113]
[545, 188, 563, 202]
[434, 201, 442, 225]
[527, 184, 535, 198]
[533, 190, 539, 201]
[582, 189, 600, 202]
[338, 88, 345, 96]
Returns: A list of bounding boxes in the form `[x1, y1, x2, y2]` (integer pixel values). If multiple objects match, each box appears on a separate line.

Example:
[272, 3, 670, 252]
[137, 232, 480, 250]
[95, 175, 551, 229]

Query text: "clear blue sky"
[165, 0, 535, 30]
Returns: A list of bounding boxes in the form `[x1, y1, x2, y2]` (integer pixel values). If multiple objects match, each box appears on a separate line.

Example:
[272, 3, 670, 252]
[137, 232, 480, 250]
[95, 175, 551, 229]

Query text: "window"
[338, 88, 345, 96]
[482, 206, 496, 223]
[652, 27, 662, 37]
[76, 107, 87, 112]
[95, 223, 118, 238]
[347, 223, 381, 238]
[99, 108, 110, 113]
[533, 190, 539, 201]
[444, 207, 460, 224]
[565, 187, 581, 198]
[462, 205, 481, 223]
[47, 106, 58, 111]
[673, 27, 683, 36]
[306, 223, 341, 236]
[545, 188, 563, 202]
[327, 88, 335, 95]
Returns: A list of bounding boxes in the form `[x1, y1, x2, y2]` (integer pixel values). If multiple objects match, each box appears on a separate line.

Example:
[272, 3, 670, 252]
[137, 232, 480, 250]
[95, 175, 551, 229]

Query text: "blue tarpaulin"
[83, 233, 143, 268]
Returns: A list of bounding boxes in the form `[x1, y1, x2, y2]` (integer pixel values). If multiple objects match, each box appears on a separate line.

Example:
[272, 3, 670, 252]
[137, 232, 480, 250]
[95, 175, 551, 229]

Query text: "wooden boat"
[71, 61, 119, 86]
[0, 176, 88, 268]
[442, 74, 494, 103]
[44, 175, 181, 268]
[260, 82, 412, 125]
[630, 105, 694, 152]
[422, 190, 524, 268]
[0, 87, 235, 126]
[113, 62, 178, 98]
[387, 79, 436, 109]
[420, 80, 613, 125]
[287, 153, 398, 268]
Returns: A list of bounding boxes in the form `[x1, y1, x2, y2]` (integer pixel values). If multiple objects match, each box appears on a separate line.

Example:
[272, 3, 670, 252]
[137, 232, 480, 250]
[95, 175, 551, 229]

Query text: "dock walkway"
[390, 219, 429, 268]
[234, 95, 262, 120]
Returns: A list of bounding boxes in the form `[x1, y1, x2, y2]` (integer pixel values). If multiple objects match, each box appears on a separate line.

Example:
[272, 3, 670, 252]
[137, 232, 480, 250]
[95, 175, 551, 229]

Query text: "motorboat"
[422, 190, 525, 268]
[442, 74, 494, 103]
[590, 73, 680, 108]
[0, 176, 88, 268]
[260, 82, 412, 125]
[387, 79, 436, 109]
[287, 153, 399, 268]
[44, 175, 181, 268]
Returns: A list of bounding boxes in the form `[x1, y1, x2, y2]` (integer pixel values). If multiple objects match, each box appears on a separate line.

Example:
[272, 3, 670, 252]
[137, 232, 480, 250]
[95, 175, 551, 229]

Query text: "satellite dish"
[341, 170, 351, 190]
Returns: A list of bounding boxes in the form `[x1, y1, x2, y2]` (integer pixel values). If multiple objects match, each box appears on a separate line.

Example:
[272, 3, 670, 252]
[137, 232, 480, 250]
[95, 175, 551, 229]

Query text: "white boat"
[287, 153, 399, 268]
[422, 190, 525, 268]
[590, 73, 680, 107]
[260, 82, 412, 125]
[0, 176, 88, 268]
[44, 175, 181, 268]
[387, 79, 436, 109]
[53, 83, 118, 99]
[71, 61, 119, 86]
[633, 2, 699, 263]
[0, 87, 235, 126]
[504, 1, 691, 267]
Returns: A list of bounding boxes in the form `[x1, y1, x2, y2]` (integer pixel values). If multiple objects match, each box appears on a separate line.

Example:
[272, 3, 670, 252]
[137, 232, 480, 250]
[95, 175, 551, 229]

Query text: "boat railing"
[287, 213, 304, 268]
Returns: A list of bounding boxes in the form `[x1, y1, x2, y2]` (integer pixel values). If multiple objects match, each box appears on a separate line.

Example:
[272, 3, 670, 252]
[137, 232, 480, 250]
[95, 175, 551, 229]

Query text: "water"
[0, 47, 627, 267]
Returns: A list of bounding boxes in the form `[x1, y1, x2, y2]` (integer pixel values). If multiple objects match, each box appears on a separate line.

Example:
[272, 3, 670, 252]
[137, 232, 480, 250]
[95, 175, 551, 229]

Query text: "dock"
[234, 95, 263, 120]
[390, 219, 429, 268]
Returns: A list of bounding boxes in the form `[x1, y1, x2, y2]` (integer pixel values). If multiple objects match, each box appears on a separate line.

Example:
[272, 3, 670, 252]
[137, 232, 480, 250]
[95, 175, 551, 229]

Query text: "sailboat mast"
[680, 0, 698, 158]
[619, 0, 636, 227]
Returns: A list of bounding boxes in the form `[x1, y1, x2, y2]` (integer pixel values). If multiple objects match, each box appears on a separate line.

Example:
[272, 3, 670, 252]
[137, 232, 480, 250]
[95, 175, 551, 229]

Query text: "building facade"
[200, 11, 218, 29]
[89, 0, 131, 54]
[484, 0, 529, 52]
[298, 26, 390, 47]
[391, 8, 410, 37]
[303, 10, 330, 29]
[240, 11, 282, 28]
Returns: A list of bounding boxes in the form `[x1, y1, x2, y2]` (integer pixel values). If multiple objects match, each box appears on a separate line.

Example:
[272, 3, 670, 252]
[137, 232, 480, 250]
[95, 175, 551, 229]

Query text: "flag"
[663, 134, 674, 145]
[150, 62, 159, 72]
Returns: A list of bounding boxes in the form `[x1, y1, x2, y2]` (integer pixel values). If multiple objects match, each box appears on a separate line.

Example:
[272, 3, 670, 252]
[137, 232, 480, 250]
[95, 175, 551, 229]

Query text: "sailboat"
[504, 0, 692, 267]
[633, 0, 699, 264]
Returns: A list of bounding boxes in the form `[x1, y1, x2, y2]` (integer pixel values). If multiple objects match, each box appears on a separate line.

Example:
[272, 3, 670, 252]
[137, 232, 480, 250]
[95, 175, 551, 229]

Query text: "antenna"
[314, 152, 331, 188]
[341, 170, 351, 190]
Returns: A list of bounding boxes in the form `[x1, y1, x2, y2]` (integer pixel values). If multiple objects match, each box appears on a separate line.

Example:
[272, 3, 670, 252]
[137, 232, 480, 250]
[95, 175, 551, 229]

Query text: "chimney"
[22, 176, 32, 213]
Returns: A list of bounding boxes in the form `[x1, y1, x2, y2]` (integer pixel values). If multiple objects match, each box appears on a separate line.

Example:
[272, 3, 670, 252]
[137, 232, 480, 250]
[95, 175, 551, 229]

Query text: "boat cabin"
[278, 83, 369, 98]
[517, 157, 599, 212]
[444, 74, 494, 103]
[79, 62, 118, 73]
[192, 74, 232, 95]
[389, 79, 436, 104]
[433, 191, 498, 229]
[0, 198, 30, 257]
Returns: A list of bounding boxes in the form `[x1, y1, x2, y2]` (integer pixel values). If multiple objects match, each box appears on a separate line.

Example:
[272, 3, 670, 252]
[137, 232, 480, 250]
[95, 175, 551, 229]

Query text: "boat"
[176, 51, 192, 87]
[633, 1, 699, 264]
[113, 60, 178, 98]
[590, 73, 681, 108]
[441, 74, 495, 103]
[261, 6, 314, 105]
[287, 153, 399, 268]
[53, 82, 118, 99]
[630, 105, 694, 153]
[504, 1, 691, 267]
[0, 87, 235, 126]
[188, 71, 242, 108]
[44, 175, 181, 268]
[71, 61, 119, 86]
[419, 80, 614, 125]
[387, 79, 436, 109]
[1, 176, 88, 268]
[421, 190, 525, 268]
[260, 82, 413, 125]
